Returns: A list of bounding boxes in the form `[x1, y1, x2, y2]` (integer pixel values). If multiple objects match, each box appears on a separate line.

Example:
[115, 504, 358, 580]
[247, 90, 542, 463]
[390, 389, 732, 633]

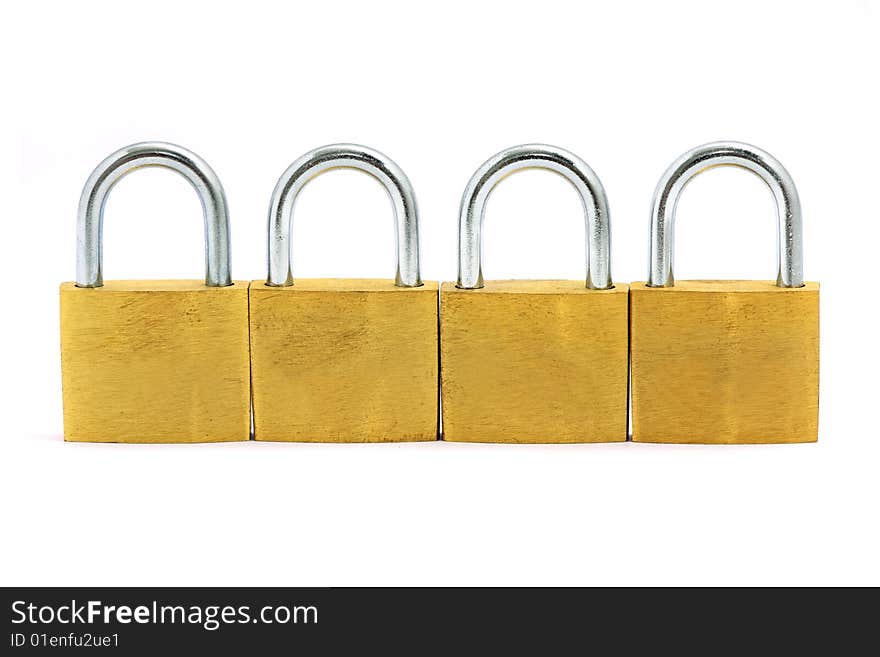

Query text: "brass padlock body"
[250, 279, 439, 442]
[60, 280, 251, 443]
[630, 280, 819, 444]
[441, 280, 629, 443]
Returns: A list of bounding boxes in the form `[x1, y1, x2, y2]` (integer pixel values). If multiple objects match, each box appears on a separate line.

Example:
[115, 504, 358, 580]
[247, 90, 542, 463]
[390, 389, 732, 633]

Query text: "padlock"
[249, 144, 438, 442]
[630, 141, 819, 444]
[60, 142, 250, 443]
[440, 144, 628, 443]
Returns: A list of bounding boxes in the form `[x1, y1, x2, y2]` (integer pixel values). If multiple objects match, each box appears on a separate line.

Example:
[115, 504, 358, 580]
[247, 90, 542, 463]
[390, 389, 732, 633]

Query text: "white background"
[1, 0, 878, 586]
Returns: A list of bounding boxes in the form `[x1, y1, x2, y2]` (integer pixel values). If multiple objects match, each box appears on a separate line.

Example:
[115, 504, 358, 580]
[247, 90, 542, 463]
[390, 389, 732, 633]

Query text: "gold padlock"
[441, 145, 628, 443]
[60, 142, 251, 443]
[249, 144, 438, 442]
[631, 141, 819, 444]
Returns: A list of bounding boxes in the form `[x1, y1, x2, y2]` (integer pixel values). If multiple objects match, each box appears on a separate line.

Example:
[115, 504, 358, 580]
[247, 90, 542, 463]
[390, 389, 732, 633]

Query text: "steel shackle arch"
[648, 141, 804, 288]
[266, 144, 422, 287]
[76, 141, 232, 288]
[456, 144, 613, 290]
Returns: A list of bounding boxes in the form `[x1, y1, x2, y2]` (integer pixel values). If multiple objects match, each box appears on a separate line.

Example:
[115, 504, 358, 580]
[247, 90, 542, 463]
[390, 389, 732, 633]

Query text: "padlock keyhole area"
[289, 169, 401, 280]
[100, 168, 208, 281]
[479, 170, 587, 281]
[671, 167, 779, 282]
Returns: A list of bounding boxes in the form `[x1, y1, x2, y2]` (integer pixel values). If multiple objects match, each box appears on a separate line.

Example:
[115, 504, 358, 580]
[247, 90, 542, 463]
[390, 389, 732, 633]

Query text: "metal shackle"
[76, 142, 232, 288]
[267, 144, 422, 287]
[456, 144, 613, 290]
[648, 141, 804, 288]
